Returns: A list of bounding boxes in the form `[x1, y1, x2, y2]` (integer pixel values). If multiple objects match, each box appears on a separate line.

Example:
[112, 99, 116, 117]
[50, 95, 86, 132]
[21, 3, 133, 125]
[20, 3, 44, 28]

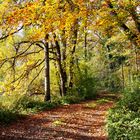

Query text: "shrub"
[0, 107, 18, 124]
[119, 88, 140, 112]
[12, 95, 59, 113]
[96, 98, 110, 104]
[74, 73, 98, 100]
[107, 87, 140, 140]
[107, 108, 140, 140]
[60, 95, 82, 105]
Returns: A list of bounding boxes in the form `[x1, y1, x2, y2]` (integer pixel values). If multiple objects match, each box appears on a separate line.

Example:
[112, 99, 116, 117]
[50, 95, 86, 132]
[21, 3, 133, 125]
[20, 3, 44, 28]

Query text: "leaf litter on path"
[0, 95, 115, 140]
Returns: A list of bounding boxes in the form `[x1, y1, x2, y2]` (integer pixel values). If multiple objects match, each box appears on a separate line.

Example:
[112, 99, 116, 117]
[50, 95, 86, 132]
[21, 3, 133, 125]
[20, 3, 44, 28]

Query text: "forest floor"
[0, 93, 118, 140]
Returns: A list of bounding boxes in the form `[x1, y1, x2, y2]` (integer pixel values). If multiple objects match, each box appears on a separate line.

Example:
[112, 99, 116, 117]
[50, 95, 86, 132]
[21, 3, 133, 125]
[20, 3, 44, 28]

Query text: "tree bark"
[121, 61, 125, 91]
[44, 35, 51, 101]
[69, 20, 78, 88]
[55, 35, 67, 96]
[84, 26, 88, 76]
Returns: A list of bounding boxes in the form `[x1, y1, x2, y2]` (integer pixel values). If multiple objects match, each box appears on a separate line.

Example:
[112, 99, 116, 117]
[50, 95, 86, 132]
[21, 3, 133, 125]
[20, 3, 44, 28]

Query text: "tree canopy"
[0, 0, 139, 100]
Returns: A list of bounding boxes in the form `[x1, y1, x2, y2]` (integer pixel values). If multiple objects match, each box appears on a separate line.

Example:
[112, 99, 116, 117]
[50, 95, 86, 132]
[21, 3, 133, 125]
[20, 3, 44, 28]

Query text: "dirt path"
[0, 96, 115, 140]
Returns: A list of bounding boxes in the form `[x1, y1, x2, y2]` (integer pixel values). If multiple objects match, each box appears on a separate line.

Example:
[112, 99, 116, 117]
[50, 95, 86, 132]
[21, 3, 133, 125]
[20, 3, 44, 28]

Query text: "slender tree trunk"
[128, 68, 131, 88]
[84, 28, 88, 60]
[54, 59, 62, 96]
[106, 45, 115, 89]
[69, 46, 76, 88]
[121, 61, 125, 91]
[44, 35, 51, 101]
[134, 45, 139, 74]
[84, 26, 88, 76]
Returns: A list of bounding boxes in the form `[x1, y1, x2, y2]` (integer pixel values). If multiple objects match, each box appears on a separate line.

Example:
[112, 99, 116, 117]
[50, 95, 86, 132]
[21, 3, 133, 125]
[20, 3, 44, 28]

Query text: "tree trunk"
[84, 26, 88, 77]
[55, 37, 67, 96]
[121, 61, 125, 91]
[69, 20, 78, 88]
[44, 35, 51, 101]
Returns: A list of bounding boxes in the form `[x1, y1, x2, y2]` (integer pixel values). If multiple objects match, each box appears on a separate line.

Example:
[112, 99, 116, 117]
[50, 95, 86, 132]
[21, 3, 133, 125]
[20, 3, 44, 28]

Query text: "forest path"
[0, 93, 117, 140]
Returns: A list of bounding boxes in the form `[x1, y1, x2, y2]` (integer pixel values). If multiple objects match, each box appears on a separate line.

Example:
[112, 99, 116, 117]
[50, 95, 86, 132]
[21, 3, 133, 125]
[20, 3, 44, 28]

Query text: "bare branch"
[0, 26, 23, 41]
[27, 66, 44, 90]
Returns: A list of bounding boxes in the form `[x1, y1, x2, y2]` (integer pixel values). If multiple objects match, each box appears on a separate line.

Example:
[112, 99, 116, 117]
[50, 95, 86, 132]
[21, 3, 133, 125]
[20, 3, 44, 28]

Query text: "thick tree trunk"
[60, 70, 67, 96]
[69, 21, 78, 88]
[44, 36, 51, 101]
[55, 37, 67, 96]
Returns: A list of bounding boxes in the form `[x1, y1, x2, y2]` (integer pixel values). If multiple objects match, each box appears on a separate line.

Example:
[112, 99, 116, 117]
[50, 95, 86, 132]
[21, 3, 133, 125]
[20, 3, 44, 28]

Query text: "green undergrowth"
[0, 107, 19, 124]
[107, 88, 140, 140]
[96, 98, 111, 104]
[86, 98, 111, 108]
[0, 92, 87, 124]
